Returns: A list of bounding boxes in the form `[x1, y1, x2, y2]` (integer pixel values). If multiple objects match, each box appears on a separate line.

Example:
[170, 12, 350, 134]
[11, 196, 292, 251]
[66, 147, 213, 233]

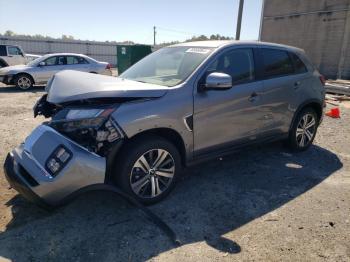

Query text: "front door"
[193, 48, 267, 156]
[6, 46, 26, 65]
[34, 56, 66, 83]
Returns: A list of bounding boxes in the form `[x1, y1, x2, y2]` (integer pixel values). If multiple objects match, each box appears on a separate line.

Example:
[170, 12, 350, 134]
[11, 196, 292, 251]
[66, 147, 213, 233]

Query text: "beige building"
[260, 0, 350, 79]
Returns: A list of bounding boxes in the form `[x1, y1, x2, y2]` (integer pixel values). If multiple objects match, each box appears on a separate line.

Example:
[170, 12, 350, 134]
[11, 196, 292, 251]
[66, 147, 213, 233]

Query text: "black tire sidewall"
[114, 136, 182, 205]
[289, 107, 319, 151]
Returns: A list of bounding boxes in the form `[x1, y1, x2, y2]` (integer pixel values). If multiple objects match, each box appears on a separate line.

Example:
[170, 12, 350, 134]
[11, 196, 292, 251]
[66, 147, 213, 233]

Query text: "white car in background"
[0, 53, 113, 90]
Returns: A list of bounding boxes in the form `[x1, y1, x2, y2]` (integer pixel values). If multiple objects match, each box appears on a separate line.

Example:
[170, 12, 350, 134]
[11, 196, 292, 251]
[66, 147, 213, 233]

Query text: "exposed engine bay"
[32, 70, 168, 156]
[33, 94, 133, 156]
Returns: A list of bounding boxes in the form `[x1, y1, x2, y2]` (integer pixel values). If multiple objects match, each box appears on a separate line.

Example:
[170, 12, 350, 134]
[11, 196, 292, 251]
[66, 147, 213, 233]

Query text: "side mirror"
[204, 72, 232, 90]
[38, 62, 46, 67]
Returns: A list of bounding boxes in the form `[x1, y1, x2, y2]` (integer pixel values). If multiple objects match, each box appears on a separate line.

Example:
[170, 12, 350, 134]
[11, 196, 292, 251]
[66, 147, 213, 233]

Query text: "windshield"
[120, 46, 214, 87]
[27, 56, 47, 66]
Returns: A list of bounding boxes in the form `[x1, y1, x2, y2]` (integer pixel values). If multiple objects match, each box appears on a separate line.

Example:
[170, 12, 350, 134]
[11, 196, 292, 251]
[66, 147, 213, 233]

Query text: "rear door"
[193, 47, 267, 155]
[257, 48, 308, 134]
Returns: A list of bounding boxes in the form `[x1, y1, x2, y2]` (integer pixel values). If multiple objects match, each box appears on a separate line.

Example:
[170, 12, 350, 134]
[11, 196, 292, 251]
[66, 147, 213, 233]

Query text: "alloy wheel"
[17, 76, 32, 89]
[130, 149, 175, 199]
[296, 113, 316, 147]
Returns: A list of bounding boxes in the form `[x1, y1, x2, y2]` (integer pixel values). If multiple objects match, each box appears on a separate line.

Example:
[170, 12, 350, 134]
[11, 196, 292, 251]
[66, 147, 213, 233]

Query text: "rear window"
[290, 52, 308, 74]
[261, 49, 294, 78]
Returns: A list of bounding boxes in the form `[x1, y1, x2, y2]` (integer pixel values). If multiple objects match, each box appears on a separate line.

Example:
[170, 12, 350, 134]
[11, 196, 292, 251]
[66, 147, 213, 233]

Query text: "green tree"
[4, 30, 15, 36]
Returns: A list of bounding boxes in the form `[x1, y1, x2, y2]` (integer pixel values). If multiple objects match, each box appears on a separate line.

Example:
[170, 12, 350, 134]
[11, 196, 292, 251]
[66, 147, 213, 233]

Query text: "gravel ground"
[0, 83, 349, 262]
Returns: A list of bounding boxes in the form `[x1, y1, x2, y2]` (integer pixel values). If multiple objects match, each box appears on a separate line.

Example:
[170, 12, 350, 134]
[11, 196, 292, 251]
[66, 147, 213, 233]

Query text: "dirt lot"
[0, 83, 349, 262]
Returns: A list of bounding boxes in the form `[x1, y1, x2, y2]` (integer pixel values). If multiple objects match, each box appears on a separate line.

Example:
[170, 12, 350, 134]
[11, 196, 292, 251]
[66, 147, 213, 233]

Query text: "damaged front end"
[3, 95, 125, 207]
[4, 70, 170, 207]
[34, 94, 124, 157]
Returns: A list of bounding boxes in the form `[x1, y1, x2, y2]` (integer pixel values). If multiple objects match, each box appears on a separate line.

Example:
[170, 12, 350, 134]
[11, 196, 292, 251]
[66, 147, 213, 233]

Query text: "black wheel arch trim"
[289, 99, 323, 132]
[105, 139, 125, 184]
[14, 72, 35, 84]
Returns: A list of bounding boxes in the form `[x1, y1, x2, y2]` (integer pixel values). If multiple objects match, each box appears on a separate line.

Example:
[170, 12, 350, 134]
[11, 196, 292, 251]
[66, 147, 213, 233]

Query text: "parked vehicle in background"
[0, 44, 26, 67]
[25, 54, 42, 63]
[4, 41, 325, 208]
[0, 53, 113, 89]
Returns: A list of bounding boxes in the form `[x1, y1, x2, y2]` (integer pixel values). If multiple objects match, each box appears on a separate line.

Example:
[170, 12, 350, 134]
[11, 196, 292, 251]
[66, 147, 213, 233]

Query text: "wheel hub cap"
[296, 113, 316, 147]
[18, 77, 31, 89]
[130, 149, 175, 199]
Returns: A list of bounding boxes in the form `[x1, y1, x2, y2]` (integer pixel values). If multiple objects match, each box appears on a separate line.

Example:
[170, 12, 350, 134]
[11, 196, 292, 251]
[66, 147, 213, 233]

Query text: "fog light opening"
[46, 146, 72, 176]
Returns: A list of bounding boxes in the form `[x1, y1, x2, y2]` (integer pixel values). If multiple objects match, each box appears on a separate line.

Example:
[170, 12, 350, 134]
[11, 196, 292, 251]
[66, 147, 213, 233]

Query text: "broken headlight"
[47, 107, 123, 155]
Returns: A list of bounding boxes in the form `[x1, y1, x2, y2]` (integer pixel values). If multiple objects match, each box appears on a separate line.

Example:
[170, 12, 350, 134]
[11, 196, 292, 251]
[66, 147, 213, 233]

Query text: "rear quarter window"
[261, 48, 294, 78]
[290, 52, 308, 74]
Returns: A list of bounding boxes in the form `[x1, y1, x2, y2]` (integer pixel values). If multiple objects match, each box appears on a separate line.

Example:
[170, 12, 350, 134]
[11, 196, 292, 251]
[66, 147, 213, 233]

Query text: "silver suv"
[4, 41, 325, 207]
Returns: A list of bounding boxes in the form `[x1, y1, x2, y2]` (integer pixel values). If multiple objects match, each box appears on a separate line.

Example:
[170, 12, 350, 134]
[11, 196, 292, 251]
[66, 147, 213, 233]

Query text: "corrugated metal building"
[260, 0, 350, 79]
[0, 36, 117, 65]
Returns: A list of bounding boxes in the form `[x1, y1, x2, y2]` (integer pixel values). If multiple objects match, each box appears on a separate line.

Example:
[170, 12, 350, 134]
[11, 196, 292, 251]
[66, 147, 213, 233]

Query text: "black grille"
[18, 165, 39, 187]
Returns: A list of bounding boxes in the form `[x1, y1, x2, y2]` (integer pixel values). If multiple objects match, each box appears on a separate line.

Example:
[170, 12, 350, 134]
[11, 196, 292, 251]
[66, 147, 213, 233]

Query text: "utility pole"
[235, 0, 244, 40]
[153, 26, 156, 46]
[258, 0, 265, 41]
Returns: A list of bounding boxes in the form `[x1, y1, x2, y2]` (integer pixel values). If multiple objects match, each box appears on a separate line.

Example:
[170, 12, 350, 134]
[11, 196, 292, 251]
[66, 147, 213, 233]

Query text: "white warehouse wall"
[0, 36, 117, 66]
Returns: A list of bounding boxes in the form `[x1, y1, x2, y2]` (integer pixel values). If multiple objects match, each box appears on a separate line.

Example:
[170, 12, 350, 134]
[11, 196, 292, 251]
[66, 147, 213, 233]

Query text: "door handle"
[248, 92, 258, 102]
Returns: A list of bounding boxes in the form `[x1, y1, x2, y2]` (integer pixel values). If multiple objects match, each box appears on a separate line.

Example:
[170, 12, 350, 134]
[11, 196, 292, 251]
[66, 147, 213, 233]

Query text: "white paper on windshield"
[186, 48, 211, 54]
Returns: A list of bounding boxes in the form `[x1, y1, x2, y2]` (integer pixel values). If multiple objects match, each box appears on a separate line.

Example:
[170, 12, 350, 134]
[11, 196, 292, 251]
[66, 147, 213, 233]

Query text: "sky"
[0, 0, 263, 44]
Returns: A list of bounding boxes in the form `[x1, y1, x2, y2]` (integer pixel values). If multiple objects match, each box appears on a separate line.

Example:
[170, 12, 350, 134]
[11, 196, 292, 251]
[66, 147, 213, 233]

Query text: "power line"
[157, 26, 201, 36]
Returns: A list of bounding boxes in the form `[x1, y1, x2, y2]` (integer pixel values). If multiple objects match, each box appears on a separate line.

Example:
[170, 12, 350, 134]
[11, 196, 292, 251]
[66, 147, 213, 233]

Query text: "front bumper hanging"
[3, 124, 106, 207]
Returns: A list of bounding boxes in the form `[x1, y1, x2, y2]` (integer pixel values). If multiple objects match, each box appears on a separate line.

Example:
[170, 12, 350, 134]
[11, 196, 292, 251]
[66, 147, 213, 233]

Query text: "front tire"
[113, 136, 182, 205]
[287, 107, 319, 151]
[14, 74, 33, 90]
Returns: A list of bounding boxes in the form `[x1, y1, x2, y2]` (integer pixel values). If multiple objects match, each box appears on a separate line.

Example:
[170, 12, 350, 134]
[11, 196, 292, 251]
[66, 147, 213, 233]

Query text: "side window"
[44, 56, 57, 66]
[261, 49, 294, 78]
[77, 56, 89, 64]
[0, 46, 7, 56]
[57, 56, 67, 65]
[8, 46, 22, 55]
[67, 56, 79, 65]
[290, 52, 307, 74]
[208, 48, 255, 84]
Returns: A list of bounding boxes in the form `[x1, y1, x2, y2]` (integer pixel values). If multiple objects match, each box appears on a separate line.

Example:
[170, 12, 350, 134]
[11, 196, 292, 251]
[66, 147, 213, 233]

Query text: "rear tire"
[113, 135, 182, 205]
[14, 74, 33, 90]
[287, 107, 319, 151]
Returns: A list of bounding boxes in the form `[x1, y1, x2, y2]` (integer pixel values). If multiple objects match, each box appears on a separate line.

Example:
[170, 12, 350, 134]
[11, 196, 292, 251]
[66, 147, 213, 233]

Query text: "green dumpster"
[117, 44, 152, 74]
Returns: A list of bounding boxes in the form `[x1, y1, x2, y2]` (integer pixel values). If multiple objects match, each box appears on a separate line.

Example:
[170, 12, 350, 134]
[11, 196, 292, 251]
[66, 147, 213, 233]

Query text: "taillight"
[106, 64, 112, 70]
[319, 75, 326, 86]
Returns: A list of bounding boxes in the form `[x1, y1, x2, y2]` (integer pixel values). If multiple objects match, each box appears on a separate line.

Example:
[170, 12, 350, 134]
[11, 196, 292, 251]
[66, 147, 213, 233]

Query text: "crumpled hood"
[0, 64, 29, 75]
[46, 70, 168, 104]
